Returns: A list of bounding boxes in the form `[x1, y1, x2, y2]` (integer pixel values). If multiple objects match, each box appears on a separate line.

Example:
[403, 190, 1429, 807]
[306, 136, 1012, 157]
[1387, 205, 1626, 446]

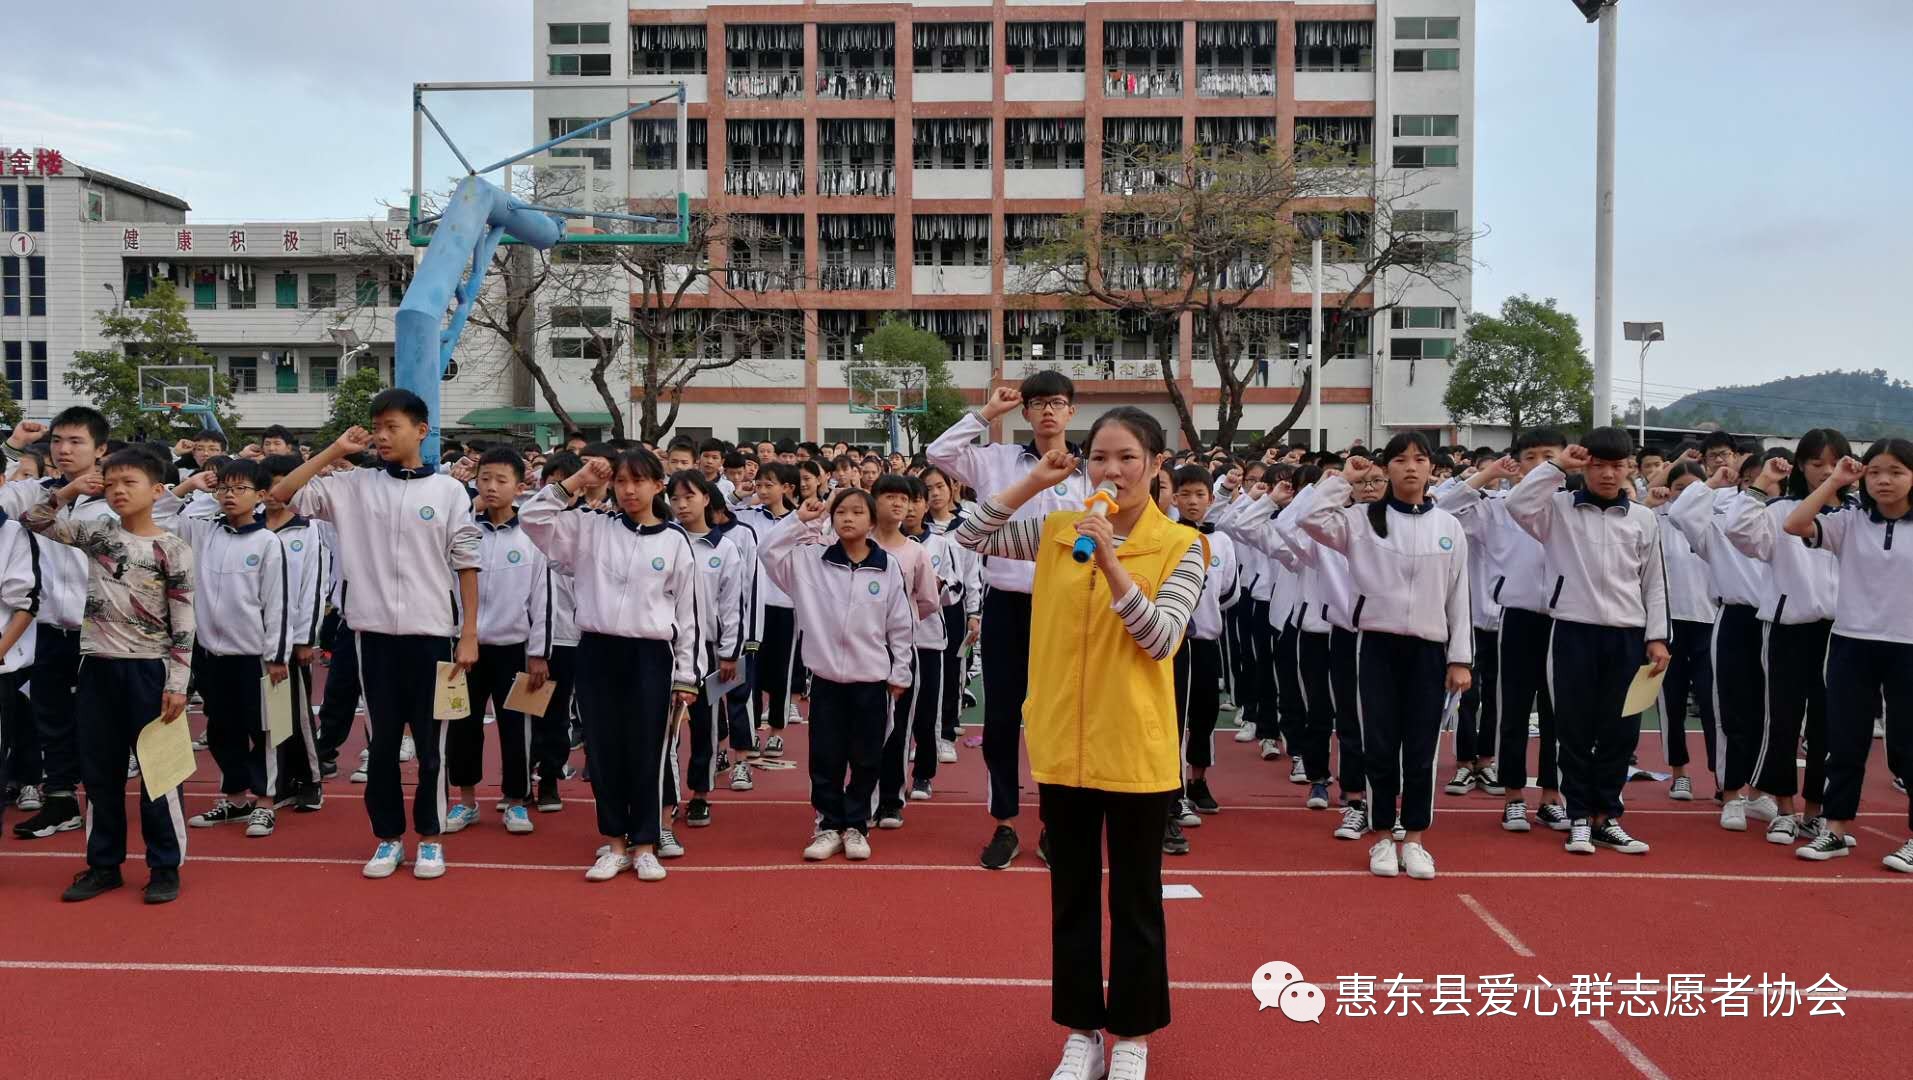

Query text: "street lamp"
[327, 325, 372, 374]
[1622, 321, 1663, 446]
[1296, 214, 1326, 450]
[1572, 0, 1621, 441]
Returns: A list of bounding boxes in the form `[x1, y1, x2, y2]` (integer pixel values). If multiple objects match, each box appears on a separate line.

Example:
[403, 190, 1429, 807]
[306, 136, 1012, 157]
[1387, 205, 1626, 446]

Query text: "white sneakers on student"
[413, 842, 445, 879]
[503, 805, 534, 834]
[1745, 794, 1779, 824]
[729, 762, 754, 791]
[1258, 738, 1282, 761]
[1288, 757, 1308, 784]
[1368, 838, 1400, 878]
[1400, 842, 1436, 880]
[244, 807, 275, 838]
[842, 828, 872, 860]
[1720, 797, 1749, 832]
[1049, 1030, 1106, 1080]
[633, 852, 667, 882]
[362, 840, 404, 879]
[1233, 725, 1257, 743]
[585, 851, 631, 881]
[1765, 814, 1799, 845]
[443, 804, 479, 833]
[350, 748, 369, 784]
[399, 735, 416, 763]
[1107, 1041, 1147, 1080]
[1883, 839, 1913, 874]
[804, 829, 844, 861]
[937, 739, 958, 763]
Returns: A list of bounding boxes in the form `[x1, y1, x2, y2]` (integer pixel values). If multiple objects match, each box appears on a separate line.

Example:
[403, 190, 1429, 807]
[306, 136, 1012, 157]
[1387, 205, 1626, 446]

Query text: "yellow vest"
[1024, 500, 1204, 794]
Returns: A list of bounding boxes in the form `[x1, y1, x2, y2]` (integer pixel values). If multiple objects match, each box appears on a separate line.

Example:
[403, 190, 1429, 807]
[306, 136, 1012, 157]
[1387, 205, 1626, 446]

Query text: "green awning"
[456, 407, 616, 428]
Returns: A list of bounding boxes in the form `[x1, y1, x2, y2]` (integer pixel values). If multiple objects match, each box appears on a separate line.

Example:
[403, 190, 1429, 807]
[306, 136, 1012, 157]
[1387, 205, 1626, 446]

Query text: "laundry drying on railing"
[818, 165, 896, 198]
[910, 310, 989, 338]
[1103, 68, 1182, 98]
[726, 24, 804, 51]
[724, 166, 805, 198]
[1196, 70, 1276, 97]
[816, 69, 896, 100]
[1104, 21, 1181, 51]
[634, 25, 706, 52]
[725, 71, 803, 99]
[818, 214, 894, 241]
[730, 265, 806, 293]
[913, 214, 990, 243]
[915, 22, 990, 50]
[1196, 116, 1278, 152]
[819, 263, 897, 291]
[913, 119, 991, 152]
[1197, 21, 1277, 48]
[819, 23, 894, 52]
[1293, 116, 1374, 160]
[1005, 21, 1084, 49]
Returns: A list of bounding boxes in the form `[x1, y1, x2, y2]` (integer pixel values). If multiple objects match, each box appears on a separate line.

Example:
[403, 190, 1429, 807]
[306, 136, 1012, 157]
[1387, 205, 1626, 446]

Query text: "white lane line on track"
[1457, 893, 1536, 957]
[1588, 1020, 1673, 1080]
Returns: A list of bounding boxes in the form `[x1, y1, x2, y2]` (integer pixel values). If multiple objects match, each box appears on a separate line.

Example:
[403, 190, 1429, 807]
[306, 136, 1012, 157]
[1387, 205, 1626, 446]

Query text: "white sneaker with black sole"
[1502, 800, 1531, 833]
[1592, 820, 1649, 854]
[1564, 819, 1595, 854]
[1669, 776, 1694, 801]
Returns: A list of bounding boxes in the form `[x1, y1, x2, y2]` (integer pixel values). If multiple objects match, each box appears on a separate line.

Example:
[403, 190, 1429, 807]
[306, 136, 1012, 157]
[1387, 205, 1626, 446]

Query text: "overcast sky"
[7, 1, 1907, 404]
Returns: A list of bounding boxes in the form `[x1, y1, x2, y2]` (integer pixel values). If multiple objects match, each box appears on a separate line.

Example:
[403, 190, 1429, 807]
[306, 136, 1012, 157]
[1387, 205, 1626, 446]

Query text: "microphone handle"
[1071, 498, 1110, 563]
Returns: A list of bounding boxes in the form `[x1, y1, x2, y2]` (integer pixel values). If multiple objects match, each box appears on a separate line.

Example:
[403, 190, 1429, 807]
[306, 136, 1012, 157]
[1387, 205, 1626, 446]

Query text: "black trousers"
[1547, 620, 1646, 821]
[1274, 613, 1307, 746]
[1329, 627, 1363, 798]
[1822, 634, 1912, 826]
[197, 649, 270, 799]
[979, 589, 1032, 821]
[1225, 602, 1251, 712]
[1659, 618, 1717, 772]
[1755, 619, 1831, 802]
[575, 633, 673, 844]
[30, 626, 82, 794]
[877, 648, 927, 809]
[1456, 627, 1500, 762]
[1247, 599, 1278, 740]
[667, 672, 745, 803]
[1357, 631, 1447, 832]
[535, 644, 576, 782]
[758, 605, 805, 731]
[1711, 603, 1765, 792]
[1296, 629, 1335, 783]
[939, 604, 967, 741]
[272, 661, 320, 797]
[1176, 636, 1223, 770]
[1496, 608, 1559, 795]
[447, 641, 530, 799]
[316, 621, 362, 765]
[1, 668, 37, 788]
[807, 677, 889, 833]
[907, 646, 945, 784]
[357, 632, 450, 840]
[77, 657, 184, 869]
[1038, 783, 1174, 1038]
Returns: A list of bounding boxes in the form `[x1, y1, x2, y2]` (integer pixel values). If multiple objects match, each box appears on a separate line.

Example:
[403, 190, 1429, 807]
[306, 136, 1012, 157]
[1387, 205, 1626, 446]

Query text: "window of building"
[306, 273, 337, 310]
[1004, 119, 1085, 170]
[1395, 17, 1460, 41]
[1392, 144, 1459, 168]
[913, 119, 991, 170]
[25, 186, 43, 232]
[914, 22, 990, 73]
[0, 257, 16, 317]
[0, 187, 16, 231]
[27, 256, 46, 316]
[1393, 114, 1459, 138]
[1390, 306, 1458, 330]
[548, 53, 612, 77]
[388, 269, 407, 306]
[1, 341, 17, 400]
[737, 427, 802, 444]
[552, 306, 615, 329]
[633, 26, 707, 74]
[1389, 337, 1456, 360]
[355, 271, 378, 307]
[308, 355, 339, 392]
[549, 22, 611, 45]
[275, 356, 300, 393]
[633, 119, 708, 171]
[1296, 22, 1374, 72]
[551, 337, 613, 361]
[228, 356, 258, 393]
[192, 268, 217, 310]
[548, 116, 616, 171]
[1394, 48, 1460, 72]
[228, 275, 257, 309]
[85, 190, 104, 221]
[1394, 209, 1460, 233]
[275, 272, 299, 309]
[1005, 22, 1086, 73]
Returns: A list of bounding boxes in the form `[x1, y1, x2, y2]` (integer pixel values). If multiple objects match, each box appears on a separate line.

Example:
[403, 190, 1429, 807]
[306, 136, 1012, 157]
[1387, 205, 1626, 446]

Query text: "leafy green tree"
[1443, 295, 1592, 434]
[857, 317, 966, 452]
[0, 381, 21, 429]
[317, 364, 385, 446]
[66, 281, 238, 438]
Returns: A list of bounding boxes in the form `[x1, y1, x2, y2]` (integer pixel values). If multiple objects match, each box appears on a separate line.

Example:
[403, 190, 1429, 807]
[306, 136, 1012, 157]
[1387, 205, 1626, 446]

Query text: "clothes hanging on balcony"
[1196, 116, 1277, 150]
[1103, 69, 1180, 98]
[1005, 22, 1084, 49]
[913, 215, 989, 243]
[912, 119, 990, 150]
[1102, 117, 1182, 149]
[821, 119, 894, 148]
[1196, 71, 1276, 97]
[1005, 215, 1065, 242]
[633, 119, 707, 149]
[818, 214, 894, 241]
[1196, 21, 1277, 48]
[1003, 309, 1065, 336]
[726, 24, 803, 51]
[1104, 22, 1181, 50]
[740, 213, 803, 240]
[727, 119, 802, 150]
[1004, 119, 1084, 153]
[818, 166, 896, 198]
[1296, 22, 1374, 49]
[725, 72, 804, 98]
[819, 23, 894, 52]
[816, 70, 896, 100]
[914, 23, 990, 50]
[910, 310, 988, 337]
[635, 25, 706, 52]
[724, 167, 804, 198]
[820, 264, 896, 291]
[1293, 116, 1373, 155]
[733, 266, 804, 293]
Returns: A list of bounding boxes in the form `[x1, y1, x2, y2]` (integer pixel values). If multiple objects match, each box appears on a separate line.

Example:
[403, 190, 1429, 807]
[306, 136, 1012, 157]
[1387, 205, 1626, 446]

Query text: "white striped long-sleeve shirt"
[952, 498, 1206, 662]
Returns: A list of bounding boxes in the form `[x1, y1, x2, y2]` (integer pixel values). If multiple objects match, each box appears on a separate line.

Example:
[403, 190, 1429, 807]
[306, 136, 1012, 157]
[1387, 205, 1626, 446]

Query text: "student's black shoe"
[1037, 828, 1052, 868]
[569, 726, 585, 751]
[13, 795, 82, 839]
[1162, 815, 1190, 856]
[318, 759, 340, 781]
[143, 867, 181, 904]
[61, 866, 123, 903]
[1188, 778, 1220, 815]
[685, 798, 712, 828]
[536, 777, 563, 813]
[294, 783, 324, 813]
[980, 825, 1019, 870]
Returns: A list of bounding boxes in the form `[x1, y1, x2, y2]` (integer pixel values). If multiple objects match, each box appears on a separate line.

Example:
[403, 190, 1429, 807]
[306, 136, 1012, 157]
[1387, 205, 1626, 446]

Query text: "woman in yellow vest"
[953, 407, 1206, 1080]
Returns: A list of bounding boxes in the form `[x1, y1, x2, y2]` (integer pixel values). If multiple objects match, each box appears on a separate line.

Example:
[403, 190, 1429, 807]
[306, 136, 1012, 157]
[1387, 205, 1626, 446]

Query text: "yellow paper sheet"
[433, 661, 471, 720]
[503, 672, 557, 718]
[264, 673, 294, 746]
[1622, 664, 1667, 717]
[136, 715, 196, 800]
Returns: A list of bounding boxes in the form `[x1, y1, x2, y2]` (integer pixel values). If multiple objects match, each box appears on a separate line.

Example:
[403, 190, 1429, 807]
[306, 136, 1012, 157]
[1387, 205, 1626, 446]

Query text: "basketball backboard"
[846, 365, 929, 416]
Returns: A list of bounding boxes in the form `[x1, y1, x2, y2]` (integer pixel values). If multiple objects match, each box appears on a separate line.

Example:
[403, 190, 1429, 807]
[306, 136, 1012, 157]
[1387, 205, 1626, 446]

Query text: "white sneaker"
[1258, 738, 1281, 760]
[843, 827, 871, 861]
[399, 735, 416, 763]
[657, 826, 684, 859]
[15, 784, 42, 812]
[443, 804, 479, 833]
[503, 805, 534, 834]
[1400, 841, 1436, 879]
[1883, 839, 1913, 874]
[413, 841, 445, 879]
[1334, 804, 1368, 840]
[1107, 1040, 1146, 1080]
[1765, 814, 1799, 845]
[1669, 776, 1694, 801]
[1368, 837, 1399, 878]
[936, 739, 958, 764]
[350, 747, 369, 784]
[1288, 757, 1308, 784]
[633, 852, 667, 881]
[785, 701, 803, 725]
[362, 839, 404, 878]
[244, 806, 276, 838]
[585, 850, 630, 881]
[729, 762, 754, 791]
[1502, 800, 1531, 832]
[1720, 797, 1749, 831]
[1746, 794, 1779, 823]
[126, 752, 140, 779]
[1049, 1030, 1106, 1080]
[1564, 819, 1596, 855]
[804, 829, 843, 861]
[1234, 725, 1257, 743]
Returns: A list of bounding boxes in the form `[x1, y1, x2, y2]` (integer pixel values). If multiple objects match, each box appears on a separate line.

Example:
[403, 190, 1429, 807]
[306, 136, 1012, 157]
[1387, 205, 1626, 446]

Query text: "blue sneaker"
[503, 805, 534, 835]
[362, 840, 404, 879]
[1307, 782, 1330, 810]
[444, 804, 479, 833]
[413, 842, 446, 879]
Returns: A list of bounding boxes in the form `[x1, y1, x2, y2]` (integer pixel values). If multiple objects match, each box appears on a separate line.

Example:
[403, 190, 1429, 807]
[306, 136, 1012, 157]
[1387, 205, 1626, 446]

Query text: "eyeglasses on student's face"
[215, 485, 257, 496]
[1024, 397, 1072, 414]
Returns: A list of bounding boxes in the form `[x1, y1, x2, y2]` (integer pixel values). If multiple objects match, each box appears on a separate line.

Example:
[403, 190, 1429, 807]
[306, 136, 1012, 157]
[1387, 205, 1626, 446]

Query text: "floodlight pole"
[1592, 1, 1619, 429]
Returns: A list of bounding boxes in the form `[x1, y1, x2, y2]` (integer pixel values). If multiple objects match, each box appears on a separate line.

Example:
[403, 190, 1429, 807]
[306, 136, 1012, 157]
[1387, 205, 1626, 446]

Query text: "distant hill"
[1642, 369, 1913, 441]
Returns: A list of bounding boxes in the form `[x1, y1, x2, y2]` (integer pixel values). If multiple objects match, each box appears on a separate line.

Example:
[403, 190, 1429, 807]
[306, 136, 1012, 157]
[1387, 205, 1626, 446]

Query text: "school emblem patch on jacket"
[867, 581, 882, 595]
[419, 506, 436, 521]
[507, 549, 523, 564]
[651, 556, 666, 571]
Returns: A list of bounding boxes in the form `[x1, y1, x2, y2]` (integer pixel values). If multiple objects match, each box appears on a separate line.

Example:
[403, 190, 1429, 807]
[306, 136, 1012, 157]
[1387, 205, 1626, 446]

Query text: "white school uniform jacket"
[1298, 475, 1472, 664]
[291, 465, 482, 639]
[711, 515, 762, 649]
[318, 520, 347, 609]
[1506, 462, 1670, 640]
[1654, 504, 1718, 626]
[1212, 494, 1277, 603]
[175, 516, 290, 662]
[926, 411, 1091, 594]
[746, 506, 797, 609]
[1805, 504, 1912, 645]
[1273, 485, 1356, 635]
[538, 559, 580, 654]
[1725, 494, 1841, 625]
[925, 513, 985, 619]
[760, 515, 915, 688]
[1667, 482, 1766, 608]
[272, 516, 328, 649]
[0, 517, 41, 673]
[685, 529, 744, 664]
[909, 529, 962, 650]
[1436, 476, 1503, 632]
[517, 485, 702, 691]
[1185, 525, 1238, 642]
[0, 479, 125, 631]
[1436, 480, 1550, 616]
[459, 515, 549, 651]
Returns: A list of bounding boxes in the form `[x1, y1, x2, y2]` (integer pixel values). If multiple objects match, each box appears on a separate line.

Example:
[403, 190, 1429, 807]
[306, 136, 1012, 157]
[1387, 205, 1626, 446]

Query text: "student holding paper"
[22, 449, 196, 904]
[1506, 428, 1670, 857]
[262, 455, 329, 814]
[445, 448, 548, 838]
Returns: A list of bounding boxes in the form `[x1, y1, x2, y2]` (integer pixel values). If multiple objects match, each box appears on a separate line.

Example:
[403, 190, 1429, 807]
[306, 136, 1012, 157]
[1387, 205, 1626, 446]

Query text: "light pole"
[1573, 0, 1620, 432]
[1296, 215, 1326, 449]
[1622, 321, 1663, 446]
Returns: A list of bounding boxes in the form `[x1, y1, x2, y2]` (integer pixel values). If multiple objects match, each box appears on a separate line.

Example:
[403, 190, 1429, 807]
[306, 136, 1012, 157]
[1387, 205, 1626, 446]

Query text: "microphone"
[1071, 482, 1121, 563]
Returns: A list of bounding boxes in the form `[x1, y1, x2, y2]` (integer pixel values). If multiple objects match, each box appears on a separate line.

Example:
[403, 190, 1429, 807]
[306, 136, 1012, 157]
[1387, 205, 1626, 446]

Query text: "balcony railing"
[819, 263, 896, 291]
[818, 165, 896, 198]
[1104, 68, 1182, 99]
[1102, 165, 1177, 195]
[726, 71, 804, 99]
[723, 166, 804, 198]
[816, 69, 896, 100]
[731, 265, 807, 292]
[1197, 69, 1276, 97]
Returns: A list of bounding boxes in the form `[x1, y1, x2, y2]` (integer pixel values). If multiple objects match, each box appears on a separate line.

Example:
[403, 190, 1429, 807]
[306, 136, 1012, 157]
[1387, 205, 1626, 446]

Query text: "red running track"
[1, 709, 1906, 1079]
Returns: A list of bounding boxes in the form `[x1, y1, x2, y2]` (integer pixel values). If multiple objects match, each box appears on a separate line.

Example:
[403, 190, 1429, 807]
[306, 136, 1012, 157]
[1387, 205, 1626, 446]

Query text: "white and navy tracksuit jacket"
[0, 515, 41, 675]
